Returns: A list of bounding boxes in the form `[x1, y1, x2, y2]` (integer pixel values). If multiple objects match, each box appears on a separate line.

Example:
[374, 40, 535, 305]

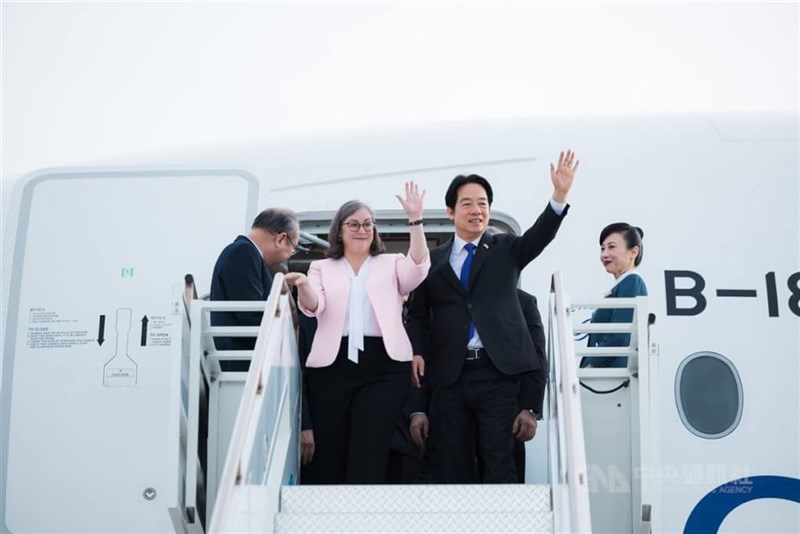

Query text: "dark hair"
[326, 200, 386, 259]
[444, 174, 494, 209]
[252, 208, 298, 237]
[599, 222, 644, 266]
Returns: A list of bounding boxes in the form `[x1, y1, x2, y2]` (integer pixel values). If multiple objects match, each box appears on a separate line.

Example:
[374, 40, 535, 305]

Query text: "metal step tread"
[274, 510, 553, 533]
[280, 483, 551, 514]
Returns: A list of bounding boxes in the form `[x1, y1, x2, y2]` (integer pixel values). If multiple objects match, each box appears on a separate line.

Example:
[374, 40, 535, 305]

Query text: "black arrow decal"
[140, 315, 149, 346]
[97, 315, 106, 346]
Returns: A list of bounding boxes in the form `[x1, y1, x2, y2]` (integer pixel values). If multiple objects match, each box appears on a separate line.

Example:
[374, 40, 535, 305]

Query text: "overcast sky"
[2, 1, 798, 181]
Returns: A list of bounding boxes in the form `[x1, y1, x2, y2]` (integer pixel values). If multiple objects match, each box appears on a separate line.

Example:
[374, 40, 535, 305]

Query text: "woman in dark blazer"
[582, 222, 648, 368]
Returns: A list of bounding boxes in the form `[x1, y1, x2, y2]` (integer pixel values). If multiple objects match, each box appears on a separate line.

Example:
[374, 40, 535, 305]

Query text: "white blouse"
[342, 256, 381, 363]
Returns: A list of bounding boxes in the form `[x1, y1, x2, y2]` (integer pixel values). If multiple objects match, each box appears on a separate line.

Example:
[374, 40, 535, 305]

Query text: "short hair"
[599, 222, 644, 266]
[326, 200, 386, 259]
[251, 208, 298, 236]
[444, 174, 494, 209]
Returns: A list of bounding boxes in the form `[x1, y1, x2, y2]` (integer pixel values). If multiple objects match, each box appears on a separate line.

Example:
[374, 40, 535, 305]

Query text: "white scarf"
[345, 256, 372, 363]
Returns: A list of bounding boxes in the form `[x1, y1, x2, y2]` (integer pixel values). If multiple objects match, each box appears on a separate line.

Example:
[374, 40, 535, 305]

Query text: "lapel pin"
[483, 243, 489, 249]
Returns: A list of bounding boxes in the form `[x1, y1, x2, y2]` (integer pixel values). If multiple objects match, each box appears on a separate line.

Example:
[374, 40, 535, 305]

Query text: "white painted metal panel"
[1, 169, 256, 532]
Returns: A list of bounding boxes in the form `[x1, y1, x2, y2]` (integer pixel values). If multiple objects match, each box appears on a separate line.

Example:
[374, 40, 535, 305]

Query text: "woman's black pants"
[302, 336, 410, 484]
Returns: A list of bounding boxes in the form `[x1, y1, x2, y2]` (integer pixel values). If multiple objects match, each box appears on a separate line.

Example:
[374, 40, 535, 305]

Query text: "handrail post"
[637, 298, 658, 533]
[184, 300, 205, 528]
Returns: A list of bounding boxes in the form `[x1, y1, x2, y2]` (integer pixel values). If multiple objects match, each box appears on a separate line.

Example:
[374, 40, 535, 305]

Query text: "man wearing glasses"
[210, 207, 300, 358]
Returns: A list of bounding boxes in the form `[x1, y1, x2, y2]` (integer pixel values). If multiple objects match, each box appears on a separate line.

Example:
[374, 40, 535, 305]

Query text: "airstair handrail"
[565, 290, 658, 533]
[570, 297, 642, 365]
[549, 271, 593, 533]
[207, 274, 301, 533]
[183, 296, 277, 528]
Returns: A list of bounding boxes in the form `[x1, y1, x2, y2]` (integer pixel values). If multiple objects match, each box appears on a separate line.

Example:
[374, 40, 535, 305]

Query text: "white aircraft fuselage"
[1, 113, 798, 533]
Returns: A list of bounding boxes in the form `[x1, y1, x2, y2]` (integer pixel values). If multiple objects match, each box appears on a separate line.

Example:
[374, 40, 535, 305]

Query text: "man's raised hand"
[550, 150, 579, 203]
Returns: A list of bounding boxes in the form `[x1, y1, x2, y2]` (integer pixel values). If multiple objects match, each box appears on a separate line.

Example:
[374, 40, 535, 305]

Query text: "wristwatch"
[528, 410, 543, 421]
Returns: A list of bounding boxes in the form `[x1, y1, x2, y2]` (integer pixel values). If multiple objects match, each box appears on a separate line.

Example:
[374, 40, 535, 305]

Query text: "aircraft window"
[675, 352, 743, 439]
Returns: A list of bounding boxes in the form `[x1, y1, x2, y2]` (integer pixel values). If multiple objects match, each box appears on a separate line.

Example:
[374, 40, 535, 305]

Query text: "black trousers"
[302, 337, 410, 484]
[476, 433, 526, 483]
[385, 451, 422, 484]
[420, 406, 526, 484]
[431, 356, 520, 483]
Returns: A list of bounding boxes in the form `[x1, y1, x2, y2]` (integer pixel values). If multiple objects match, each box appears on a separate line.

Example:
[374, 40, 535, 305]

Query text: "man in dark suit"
[408, 289, 549, 483]
[210, 207, 299, 353]
[405, 150, 578, 483]
[510, 289, 548, 482]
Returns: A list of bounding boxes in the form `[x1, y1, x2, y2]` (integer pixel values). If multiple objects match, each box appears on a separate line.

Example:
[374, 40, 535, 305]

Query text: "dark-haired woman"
[285, 182, 429, 483]
[581, 223, 648, 368]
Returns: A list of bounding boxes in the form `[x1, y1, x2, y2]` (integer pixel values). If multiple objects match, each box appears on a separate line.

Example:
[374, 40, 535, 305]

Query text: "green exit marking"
[121, 267, 135, 278]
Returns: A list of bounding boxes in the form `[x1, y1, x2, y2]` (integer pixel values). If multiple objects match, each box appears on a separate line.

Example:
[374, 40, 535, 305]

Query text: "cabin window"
[675, 352, 743, 439]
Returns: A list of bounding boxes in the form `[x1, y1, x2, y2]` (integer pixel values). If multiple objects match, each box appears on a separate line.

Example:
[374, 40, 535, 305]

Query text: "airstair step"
[274, 511, 553, 533]
[280, 484, 551, 514]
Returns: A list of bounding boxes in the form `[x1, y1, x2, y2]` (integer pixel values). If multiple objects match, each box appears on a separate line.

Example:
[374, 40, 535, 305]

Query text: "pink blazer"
[299, 252, 430, 367]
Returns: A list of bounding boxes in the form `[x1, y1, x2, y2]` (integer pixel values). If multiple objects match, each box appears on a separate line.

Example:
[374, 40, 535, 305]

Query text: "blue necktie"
[460, 243, 476, 340]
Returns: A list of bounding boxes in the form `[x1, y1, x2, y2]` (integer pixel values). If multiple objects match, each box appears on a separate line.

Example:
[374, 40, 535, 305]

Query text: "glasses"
[280, 234, 299, 256]
[342, 220, 375, 232]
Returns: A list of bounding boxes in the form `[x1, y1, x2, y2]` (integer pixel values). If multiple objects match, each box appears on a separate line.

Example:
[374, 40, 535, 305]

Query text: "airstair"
[195, 273, 573, 533]
[195, 271, 651, 533]
[0, 271, 657, 533]
[176, 271, 659, 533]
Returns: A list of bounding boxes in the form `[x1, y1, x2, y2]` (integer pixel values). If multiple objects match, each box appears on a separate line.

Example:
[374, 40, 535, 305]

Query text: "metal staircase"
[202, 272, 595, 533]
[178, 269, 662, 533]
[172, 273, 657, 533]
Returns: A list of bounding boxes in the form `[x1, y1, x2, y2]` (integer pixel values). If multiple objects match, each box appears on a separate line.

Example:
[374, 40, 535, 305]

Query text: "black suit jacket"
[408, 289, 549, 415]
[209, 235, 274, 350]
[517, 290, 548, 414]
[405, 202, 567, 390]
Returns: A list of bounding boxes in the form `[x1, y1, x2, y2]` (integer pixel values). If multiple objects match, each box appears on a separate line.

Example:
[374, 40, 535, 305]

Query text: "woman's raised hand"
[396, 181, 425, 221]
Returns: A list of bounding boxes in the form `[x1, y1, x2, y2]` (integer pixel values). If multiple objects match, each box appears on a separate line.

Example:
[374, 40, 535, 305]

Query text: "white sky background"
[1, 1, 798, 183]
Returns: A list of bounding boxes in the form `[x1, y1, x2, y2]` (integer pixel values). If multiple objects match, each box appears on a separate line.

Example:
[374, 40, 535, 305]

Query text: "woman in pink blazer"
[285, 182, 430, 484]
